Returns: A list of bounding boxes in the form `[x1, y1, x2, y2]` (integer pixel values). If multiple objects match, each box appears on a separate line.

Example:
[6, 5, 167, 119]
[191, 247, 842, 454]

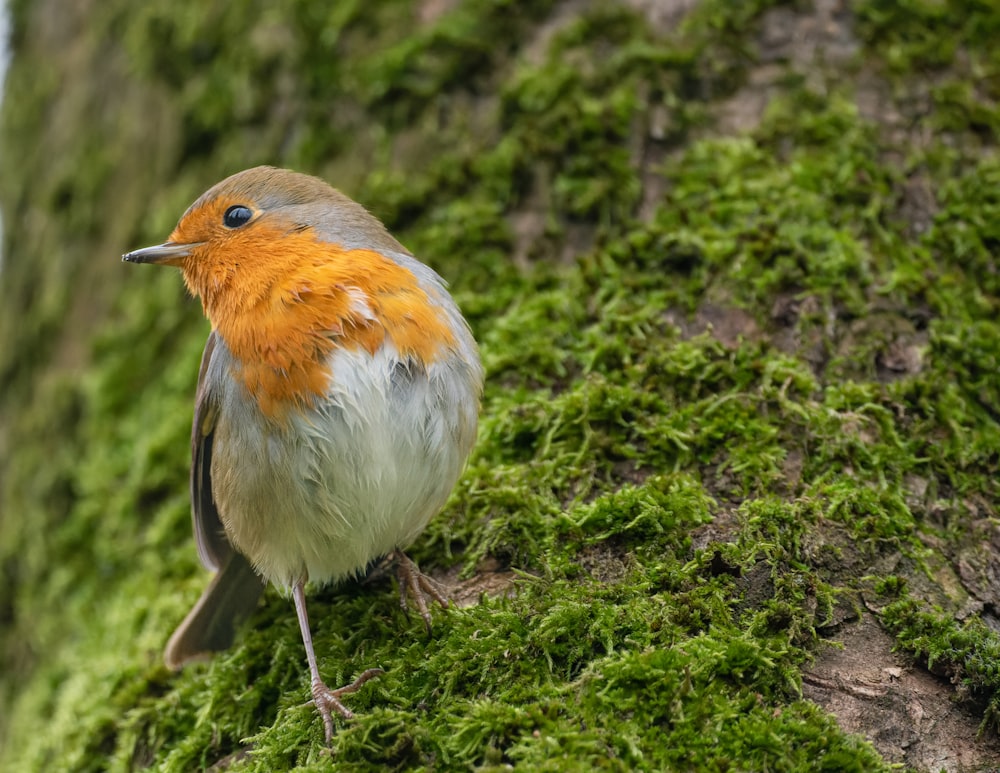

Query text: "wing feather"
[191, 330, 231, 571]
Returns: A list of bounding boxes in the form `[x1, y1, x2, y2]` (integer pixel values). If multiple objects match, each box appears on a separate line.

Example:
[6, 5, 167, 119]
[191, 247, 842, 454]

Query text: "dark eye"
[223, 205, 253, 228]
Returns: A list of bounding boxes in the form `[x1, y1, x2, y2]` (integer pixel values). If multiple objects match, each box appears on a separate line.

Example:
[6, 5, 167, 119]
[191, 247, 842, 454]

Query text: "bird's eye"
[223, 205, 253, 229]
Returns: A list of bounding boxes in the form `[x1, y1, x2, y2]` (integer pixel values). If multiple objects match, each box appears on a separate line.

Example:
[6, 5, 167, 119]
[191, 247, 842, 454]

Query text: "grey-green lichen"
[1, 0, 998, 770]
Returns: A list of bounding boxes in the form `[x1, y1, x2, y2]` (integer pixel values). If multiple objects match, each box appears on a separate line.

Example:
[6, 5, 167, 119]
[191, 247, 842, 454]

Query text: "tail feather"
[164, 552, 266, 670]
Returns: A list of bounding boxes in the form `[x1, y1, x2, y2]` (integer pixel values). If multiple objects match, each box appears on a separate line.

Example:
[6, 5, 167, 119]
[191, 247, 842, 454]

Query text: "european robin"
[122, 166, 483, 743]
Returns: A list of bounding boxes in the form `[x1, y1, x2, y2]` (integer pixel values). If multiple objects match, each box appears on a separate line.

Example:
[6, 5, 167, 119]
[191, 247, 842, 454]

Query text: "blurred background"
[1, 1, 999, 771]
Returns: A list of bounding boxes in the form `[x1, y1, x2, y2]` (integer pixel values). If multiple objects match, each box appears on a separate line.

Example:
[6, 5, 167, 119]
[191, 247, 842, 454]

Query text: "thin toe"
[394, 550, 450, 630]
[310, 668, 384, 744]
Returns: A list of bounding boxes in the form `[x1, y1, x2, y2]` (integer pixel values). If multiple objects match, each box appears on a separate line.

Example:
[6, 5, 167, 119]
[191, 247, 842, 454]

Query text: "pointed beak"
[122, 241, 203, 266]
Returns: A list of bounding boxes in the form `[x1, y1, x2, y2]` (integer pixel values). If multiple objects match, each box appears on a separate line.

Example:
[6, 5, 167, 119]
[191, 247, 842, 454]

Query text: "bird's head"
[122, 166, 403, 315]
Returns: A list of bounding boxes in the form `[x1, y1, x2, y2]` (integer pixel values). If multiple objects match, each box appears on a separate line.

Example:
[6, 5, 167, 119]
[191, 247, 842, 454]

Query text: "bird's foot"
[311, 668, 384, 744]
[393, 549, 449, 631]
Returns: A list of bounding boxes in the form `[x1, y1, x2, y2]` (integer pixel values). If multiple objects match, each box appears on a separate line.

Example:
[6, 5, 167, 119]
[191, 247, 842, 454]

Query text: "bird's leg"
[291, 579, 383, 744]
[393, 549, 450, 632]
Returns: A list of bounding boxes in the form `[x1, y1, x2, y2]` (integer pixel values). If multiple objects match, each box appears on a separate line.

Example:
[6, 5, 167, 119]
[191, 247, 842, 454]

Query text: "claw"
[394, 549, 449, 632]
[311, 668, 385, 744]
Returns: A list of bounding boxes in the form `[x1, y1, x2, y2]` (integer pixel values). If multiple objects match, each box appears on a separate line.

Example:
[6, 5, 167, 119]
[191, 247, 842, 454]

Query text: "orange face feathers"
[132, 166, 459, 417]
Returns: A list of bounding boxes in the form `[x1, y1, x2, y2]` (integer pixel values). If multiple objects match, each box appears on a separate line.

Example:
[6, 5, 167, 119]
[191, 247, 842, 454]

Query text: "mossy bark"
[1, 1, 999, 770]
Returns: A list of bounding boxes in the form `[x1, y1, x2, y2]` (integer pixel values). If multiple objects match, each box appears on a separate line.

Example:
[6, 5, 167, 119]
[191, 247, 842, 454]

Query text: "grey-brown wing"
[191, 330, 232, 571]
[168, 331, 266, 670]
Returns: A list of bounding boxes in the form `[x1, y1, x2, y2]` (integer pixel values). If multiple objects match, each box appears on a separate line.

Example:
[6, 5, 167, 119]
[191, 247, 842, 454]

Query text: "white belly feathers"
[207, 340, 480, 588]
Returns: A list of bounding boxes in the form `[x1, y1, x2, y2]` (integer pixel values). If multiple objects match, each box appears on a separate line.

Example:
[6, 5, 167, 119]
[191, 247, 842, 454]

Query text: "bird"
[122, 165, 483, 743]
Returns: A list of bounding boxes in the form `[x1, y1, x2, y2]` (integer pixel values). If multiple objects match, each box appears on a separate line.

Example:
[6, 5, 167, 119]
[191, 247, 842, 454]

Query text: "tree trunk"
[1, 1, 998, 770]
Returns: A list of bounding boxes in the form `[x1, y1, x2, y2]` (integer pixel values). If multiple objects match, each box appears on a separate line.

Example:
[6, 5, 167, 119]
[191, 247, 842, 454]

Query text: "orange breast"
[180, 224, 457, 419]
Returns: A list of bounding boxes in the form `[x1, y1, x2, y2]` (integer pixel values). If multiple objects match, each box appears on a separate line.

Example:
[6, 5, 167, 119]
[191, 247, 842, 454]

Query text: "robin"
[122, 166, 483, 743]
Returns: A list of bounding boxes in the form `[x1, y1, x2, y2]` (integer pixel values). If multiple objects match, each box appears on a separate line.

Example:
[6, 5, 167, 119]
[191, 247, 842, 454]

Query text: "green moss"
[855, 0, 1000, 71]
[882, 596, 1000, 733]
[855, 0, 1000, 148]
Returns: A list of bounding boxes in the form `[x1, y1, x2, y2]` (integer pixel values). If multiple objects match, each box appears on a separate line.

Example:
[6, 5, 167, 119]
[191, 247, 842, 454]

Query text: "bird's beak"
[122, 241, 203, 266]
